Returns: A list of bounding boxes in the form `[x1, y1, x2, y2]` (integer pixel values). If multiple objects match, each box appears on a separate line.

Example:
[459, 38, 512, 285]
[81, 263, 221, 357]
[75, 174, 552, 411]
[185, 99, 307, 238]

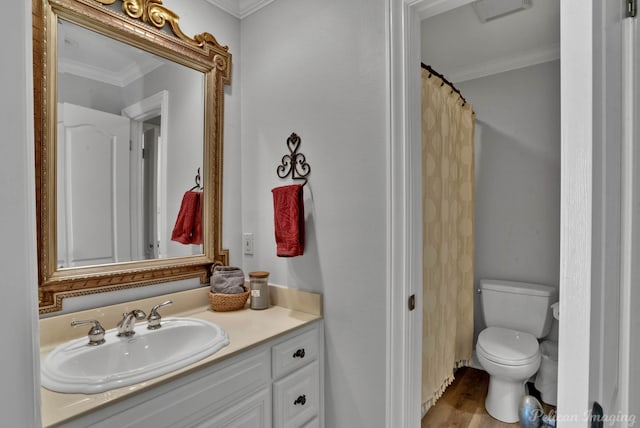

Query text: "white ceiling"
[58, 19, 164, 87]
[421, 0, 560, 83]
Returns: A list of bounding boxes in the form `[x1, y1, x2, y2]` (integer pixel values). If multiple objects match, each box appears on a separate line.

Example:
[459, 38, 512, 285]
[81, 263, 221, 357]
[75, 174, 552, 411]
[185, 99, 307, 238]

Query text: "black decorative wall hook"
[277, 132, 311, 186]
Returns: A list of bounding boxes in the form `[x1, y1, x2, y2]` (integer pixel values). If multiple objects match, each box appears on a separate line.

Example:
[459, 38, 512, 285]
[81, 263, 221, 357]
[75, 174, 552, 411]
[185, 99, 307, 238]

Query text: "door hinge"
[408, 294, 415, 311]
[627, 0, 637, 18]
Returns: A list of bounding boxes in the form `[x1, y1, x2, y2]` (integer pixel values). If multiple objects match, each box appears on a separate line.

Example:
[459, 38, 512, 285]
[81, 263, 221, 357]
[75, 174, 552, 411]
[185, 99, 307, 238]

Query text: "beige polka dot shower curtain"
[421, 66, 475, 416]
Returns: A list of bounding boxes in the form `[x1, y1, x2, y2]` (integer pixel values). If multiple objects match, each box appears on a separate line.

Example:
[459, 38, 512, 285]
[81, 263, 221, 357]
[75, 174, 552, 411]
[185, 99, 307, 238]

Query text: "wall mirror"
[33, 0, 231, 313]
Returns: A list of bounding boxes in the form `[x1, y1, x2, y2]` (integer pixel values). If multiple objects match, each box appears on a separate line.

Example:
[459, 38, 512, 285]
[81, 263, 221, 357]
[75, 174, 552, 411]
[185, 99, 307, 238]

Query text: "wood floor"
[421, 367, 555, 428]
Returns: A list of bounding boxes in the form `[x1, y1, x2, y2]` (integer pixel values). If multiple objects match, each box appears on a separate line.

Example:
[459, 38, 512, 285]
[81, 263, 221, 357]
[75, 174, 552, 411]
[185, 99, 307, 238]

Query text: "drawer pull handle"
[294, 395, 307, 406]
[292, 348, 306, 359]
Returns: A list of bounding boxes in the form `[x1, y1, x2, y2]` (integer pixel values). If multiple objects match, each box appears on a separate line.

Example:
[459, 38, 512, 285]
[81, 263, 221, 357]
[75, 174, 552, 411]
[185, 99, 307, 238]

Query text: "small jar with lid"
[249, 271, 270, 310]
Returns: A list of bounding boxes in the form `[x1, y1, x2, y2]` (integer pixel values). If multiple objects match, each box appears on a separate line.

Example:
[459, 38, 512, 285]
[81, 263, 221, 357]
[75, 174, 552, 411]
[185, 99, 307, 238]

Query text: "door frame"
[386, 0, 615, 426]
[122, 90, 169, 260]
[620, 9, 639, 422]
[387, 1, 479, 426]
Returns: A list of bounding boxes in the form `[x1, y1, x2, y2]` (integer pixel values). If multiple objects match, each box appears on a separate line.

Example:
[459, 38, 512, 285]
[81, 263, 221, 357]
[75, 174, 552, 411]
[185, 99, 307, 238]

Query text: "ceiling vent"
[472, 0, 532, 23]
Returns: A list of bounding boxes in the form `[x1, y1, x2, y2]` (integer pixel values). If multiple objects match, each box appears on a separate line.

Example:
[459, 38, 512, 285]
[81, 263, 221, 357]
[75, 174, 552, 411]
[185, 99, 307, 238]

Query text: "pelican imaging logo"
[519, 396, 637, 427]
[525, 409, 637, 427]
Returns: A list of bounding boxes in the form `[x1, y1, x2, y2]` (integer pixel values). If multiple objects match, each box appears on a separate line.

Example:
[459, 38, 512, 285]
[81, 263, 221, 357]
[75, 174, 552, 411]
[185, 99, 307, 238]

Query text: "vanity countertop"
[40, 285, 322, 427]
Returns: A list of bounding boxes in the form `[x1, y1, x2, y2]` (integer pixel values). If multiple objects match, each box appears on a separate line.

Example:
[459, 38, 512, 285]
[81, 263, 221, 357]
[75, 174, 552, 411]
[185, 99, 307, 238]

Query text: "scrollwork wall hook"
[277, 132, 311, 186]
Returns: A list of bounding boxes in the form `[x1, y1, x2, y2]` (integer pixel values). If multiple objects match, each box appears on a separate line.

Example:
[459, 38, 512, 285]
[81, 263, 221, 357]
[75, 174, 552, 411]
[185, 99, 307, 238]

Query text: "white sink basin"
[41, 317, 229, 394]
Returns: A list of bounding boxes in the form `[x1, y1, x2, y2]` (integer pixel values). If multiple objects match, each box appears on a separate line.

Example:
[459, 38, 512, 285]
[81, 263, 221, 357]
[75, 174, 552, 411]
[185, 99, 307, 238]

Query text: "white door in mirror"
[57, 102, 131, 268]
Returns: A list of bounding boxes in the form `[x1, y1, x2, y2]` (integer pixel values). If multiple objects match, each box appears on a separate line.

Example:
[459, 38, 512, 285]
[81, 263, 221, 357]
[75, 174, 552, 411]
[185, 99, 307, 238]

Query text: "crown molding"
[203, 0, 275, 19]
[448, 43, 560, 83]
[59, 57, 163, 88]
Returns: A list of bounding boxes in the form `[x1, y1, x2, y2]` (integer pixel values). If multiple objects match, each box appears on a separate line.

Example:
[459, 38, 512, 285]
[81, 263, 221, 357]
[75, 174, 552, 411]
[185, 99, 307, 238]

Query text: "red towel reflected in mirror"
[171, 191, 202, 245]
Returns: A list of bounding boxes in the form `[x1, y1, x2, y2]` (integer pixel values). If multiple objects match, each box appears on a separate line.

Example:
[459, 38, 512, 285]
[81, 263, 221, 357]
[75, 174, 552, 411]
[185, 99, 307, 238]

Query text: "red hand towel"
[192, 191, 203, 245]
[272, 184, 305, 257]
[171, 191, 202, 245]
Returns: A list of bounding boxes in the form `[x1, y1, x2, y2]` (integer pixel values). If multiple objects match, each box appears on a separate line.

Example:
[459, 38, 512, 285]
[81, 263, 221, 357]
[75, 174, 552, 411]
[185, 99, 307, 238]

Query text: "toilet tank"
[480, 279, 557, 338]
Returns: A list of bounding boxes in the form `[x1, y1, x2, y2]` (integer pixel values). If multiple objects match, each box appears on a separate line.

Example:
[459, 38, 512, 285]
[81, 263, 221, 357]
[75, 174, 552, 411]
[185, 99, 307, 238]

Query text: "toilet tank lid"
[480, 279, 556, 297]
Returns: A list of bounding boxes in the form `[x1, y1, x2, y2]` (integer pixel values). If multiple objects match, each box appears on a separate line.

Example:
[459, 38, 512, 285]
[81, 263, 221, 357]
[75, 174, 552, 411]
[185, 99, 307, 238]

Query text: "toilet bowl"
[476, 326, 541, 423]
[476, 279, 556, 423]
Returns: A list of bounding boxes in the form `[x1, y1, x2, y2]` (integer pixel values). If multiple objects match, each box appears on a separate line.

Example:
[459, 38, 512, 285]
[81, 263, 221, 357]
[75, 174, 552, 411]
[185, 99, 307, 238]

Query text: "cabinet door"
[194, 388, 271, 428]
[66, 350, 270, 428]
[273, 361, 319, 428]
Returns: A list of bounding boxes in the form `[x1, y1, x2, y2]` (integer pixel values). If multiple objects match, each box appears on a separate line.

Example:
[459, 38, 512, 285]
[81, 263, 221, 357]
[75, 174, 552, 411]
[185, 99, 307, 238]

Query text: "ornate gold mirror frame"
[33, 0, 230, 313]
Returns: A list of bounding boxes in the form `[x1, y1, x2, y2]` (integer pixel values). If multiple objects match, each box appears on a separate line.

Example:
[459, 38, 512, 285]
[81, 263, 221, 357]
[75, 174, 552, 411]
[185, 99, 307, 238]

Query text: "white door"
[57, 103, 131, 267]
[559, 1, 638, 426]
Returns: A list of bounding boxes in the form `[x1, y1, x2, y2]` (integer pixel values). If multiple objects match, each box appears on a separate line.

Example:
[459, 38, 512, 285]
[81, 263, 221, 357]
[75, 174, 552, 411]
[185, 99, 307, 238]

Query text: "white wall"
[0, 1, 41, 425]
[240, 0, 388, 425]
[455, 61, 561, 342]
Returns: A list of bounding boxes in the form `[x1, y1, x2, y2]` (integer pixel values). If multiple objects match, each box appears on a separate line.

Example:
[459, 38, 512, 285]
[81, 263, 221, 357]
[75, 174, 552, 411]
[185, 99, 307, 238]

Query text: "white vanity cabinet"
[58, 322, 323, 428]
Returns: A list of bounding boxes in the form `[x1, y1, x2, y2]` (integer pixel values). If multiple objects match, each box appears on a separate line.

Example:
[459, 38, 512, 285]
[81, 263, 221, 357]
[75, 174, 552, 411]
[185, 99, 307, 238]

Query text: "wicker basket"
[208, 288, 250, 312]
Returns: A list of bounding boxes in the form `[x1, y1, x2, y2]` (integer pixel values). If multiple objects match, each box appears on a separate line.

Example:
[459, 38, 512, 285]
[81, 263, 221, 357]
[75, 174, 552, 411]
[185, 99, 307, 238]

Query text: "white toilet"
[476, 279, 557, 423]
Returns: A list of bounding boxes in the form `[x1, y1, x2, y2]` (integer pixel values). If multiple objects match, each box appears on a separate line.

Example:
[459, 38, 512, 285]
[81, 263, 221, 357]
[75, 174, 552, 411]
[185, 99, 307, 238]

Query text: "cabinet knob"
[293, 395, 306, 406]
[292, 348, 306, 359]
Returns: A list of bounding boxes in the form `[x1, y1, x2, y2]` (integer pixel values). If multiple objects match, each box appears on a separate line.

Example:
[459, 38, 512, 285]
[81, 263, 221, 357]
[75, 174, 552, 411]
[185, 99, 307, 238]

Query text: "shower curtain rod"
[421, 63, 469, 107]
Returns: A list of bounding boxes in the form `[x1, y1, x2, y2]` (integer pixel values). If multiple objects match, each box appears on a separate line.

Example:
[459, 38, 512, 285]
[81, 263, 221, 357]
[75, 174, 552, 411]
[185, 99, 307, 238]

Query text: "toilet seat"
[477, 327, 539, 366]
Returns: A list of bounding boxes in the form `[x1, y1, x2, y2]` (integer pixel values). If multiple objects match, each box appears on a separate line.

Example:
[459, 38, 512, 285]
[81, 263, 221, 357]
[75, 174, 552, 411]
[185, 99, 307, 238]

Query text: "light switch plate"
[242, 233, 254, 255]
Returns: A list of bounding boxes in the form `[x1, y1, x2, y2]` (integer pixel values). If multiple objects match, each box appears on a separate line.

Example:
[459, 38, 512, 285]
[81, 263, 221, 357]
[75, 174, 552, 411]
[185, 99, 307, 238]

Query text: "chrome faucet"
[117, 309, 146, 337]
[147, 300, 173, 330]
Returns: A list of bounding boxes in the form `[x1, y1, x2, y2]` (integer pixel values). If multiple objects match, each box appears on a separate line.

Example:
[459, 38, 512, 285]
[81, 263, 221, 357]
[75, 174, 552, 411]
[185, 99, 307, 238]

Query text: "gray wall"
[58, 74, 126, 115]
[241, 0, 388, 425]
[0, 1, 41, 425]
[456, 61, 561, 342]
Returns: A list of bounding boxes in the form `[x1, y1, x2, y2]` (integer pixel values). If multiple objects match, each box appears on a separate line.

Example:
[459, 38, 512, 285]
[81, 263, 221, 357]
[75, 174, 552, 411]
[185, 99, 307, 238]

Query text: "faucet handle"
[71, 319, 106, 346]
[147, 300, 173, 330]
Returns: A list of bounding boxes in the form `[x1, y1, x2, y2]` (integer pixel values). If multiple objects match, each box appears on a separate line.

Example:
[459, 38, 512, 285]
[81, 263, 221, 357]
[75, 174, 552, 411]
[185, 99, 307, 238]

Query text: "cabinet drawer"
[272, 327, 318, 379]
[273, 361, 319, 428]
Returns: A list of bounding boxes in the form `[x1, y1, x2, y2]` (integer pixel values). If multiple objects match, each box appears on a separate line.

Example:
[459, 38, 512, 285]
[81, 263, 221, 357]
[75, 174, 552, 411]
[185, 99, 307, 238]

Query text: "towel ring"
[189, 167, 203, 191]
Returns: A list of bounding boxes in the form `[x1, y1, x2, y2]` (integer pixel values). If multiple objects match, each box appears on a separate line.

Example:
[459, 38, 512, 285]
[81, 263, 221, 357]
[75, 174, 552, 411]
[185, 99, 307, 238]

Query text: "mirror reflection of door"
[57, 103, 131, 268]
[142, 118, 161, 259]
